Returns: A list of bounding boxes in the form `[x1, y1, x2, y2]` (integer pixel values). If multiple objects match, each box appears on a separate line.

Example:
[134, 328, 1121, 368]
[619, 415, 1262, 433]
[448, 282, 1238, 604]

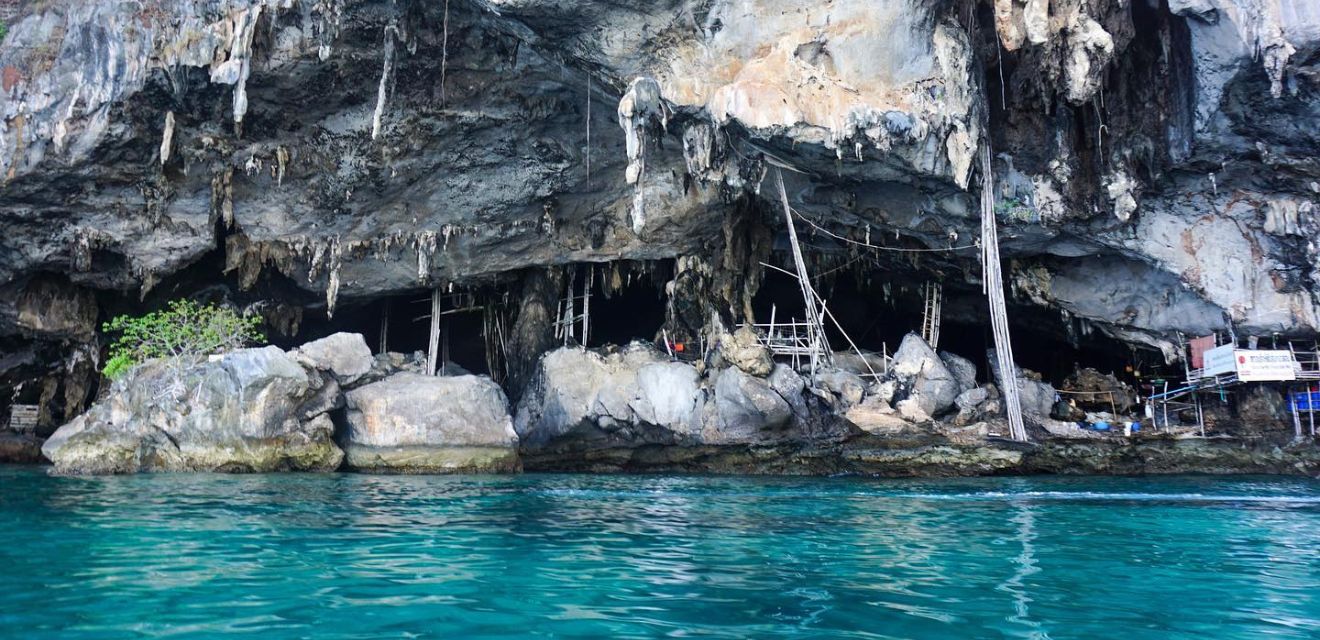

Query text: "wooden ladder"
[920, 281, 942, 349]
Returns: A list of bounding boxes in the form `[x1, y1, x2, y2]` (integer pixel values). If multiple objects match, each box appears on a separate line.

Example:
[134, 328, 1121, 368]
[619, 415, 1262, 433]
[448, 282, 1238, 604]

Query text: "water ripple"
[1, 470, 1319, 638]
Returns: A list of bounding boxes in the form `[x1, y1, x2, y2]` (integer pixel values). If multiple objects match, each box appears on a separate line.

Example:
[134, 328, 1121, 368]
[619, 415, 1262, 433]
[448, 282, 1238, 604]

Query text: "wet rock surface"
[41, 346, 345, 474]
[342, 372, 520, 473]
[0, 432, 45, 464]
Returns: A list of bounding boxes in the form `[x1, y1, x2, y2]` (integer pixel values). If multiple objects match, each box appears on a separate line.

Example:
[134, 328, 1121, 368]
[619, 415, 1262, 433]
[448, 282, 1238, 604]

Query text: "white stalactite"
[159, 111, 175, 165]
[371, 24, 398, 141]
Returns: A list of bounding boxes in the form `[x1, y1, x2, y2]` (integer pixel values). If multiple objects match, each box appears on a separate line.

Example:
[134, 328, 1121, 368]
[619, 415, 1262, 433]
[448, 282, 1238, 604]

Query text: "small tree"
[102, 300, 265, 396]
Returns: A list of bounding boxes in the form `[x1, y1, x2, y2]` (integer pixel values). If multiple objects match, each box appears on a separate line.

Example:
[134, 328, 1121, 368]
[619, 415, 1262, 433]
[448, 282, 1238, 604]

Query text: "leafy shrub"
[101, 299, 264, 380]
[994, 197, 1038, 223]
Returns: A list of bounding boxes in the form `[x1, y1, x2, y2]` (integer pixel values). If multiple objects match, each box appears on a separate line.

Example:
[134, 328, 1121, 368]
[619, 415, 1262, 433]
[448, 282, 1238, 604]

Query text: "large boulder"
[716, 326, 774, 377]
[987, 351, 1060, 419]
[42, 346, 344, 474]
[0, 431, 44, 463]
[831, 351, 889, 378]
[817, 369, 866, 409]
[889, 334, 961, 419]
[939, 351, 979, 393]
[1017, 378, 1058, 419]
[290, 332, 374, 386]
[634, 362, 703, 428]
[342, 372, 519, 473]
[514, 344, 703, 446]
[709, 366, 793, 443]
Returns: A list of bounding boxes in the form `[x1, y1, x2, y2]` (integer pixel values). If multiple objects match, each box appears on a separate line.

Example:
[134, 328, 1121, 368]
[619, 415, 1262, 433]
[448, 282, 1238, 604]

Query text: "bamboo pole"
[582, 266, 592, 346]
[427, 288, 441, 376]
[774, 170, 832, 378]
[980, 148, 1027, 441]
[759, 262, 879, 381]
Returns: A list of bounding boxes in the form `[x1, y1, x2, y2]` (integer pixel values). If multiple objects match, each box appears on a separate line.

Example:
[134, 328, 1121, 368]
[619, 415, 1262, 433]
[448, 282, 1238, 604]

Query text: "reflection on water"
[2, 470, 1319, 639]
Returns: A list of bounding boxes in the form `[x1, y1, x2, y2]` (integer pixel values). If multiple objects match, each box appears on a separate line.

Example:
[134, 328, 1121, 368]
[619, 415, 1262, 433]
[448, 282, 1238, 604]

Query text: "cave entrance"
[291, 289, 500, 378]
[751, 265, 1157, 390]
[572, 262, 670, 349]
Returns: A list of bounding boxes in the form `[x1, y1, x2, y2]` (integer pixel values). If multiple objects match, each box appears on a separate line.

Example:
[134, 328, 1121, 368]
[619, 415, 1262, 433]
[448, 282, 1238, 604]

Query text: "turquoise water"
[2, 469, 1320, 639]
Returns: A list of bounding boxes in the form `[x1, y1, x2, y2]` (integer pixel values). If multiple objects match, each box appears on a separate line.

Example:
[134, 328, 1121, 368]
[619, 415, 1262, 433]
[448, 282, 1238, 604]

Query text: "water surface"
[2, 468, 1319, 639]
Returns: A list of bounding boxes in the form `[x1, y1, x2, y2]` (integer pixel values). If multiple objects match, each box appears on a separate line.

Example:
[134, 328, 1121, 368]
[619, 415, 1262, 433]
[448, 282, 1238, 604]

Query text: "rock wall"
[1, 0, 1318, 412]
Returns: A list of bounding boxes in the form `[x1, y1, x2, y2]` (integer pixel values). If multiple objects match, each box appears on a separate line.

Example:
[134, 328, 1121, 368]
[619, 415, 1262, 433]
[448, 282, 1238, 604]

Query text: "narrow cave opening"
[581, 264, 670, 349]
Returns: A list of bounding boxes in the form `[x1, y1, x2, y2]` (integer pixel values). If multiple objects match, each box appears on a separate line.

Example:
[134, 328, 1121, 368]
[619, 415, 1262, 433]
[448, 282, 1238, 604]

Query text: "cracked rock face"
[2, 0, 1319, 408]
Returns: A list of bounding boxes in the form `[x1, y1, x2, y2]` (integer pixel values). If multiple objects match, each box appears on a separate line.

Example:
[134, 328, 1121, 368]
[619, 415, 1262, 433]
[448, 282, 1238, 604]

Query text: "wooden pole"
[1195, 392, 1205, 437]
[427, 288, 441, 376]
[582, 266, 592, 347]
[1292, 386, 1303, 441]
[775, 170, 831, 378]
[759, 262, 879, 381]
[442, 318, 450, 375]
[378, 302, 390, 354]
[980, 148, 1027, 441]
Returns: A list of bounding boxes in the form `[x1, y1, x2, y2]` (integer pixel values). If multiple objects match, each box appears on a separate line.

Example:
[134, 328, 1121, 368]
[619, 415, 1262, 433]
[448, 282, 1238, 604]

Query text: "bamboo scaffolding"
[758, 261, 883, 380]
[774, 170, 831, 379]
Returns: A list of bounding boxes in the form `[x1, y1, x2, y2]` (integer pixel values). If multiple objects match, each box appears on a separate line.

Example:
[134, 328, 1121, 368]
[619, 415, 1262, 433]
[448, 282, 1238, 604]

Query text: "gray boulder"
[890, 334, 961, 418]
[987, 352, 1059, 419]
[939, 351, 978, 392]
[342, 372, 519, 473]
[290, 332, 374, 386]
[634, 362, 703, 428]
[817, 369, 866, 409]
[515, 344, 703, 445]
[952, 386, 992, 426]
[1017, 378, 1058, 418]
[831, 351, 888, 377]
[709, 366, 793, 443]
[42, 346, 344, 474]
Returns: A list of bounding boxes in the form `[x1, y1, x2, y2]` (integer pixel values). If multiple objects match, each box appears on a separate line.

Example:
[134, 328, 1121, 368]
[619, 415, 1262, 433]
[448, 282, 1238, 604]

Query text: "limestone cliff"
[1, 0, 1318, 426]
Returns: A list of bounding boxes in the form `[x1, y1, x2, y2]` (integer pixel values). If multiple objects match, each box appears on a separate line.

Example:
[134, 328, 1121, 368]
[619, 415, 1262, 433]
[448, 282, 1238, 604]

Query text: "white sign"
[1235, 350, 1297, 382]
[1202, 344, 1237, 377]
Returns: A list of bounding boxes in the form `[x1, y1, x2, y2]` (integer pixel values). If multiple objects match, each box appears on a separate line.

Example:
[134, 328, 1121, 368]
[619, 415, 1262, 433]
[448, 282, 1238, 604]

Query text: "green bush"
[101, 299, 265, 380]
[994, 197, 1037, 223]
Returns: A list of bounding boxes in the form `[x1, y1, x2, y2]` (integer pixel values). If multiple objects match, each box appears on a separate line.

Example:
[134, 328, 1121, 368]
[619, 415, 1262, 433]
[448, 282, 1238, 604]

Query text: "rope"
[790, 207, 979, 253]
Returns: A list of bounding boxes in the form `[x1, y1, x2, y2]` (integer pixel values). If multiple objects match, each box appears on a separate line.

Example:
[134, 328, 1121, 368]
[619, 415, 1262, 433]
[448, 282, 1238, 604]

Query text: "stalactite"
[415, 230, 438, 282]
[314, 0, 343, 61]
[275, 146, 289, 185]
[159, 111, 175, 166]
[371, 22, 398, 141]
[209, 4, 265, 131]
[325, 236, 343, 318]
[616, 78, 667, 235]
[440, 0, 451, 105]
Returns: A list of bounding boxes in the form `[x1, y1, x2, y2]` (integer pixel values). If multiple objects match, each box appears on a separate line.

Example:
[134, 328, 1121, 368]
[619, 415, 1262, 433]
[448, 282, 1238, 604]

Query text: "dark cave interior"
[3, 240, 1170, 431]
